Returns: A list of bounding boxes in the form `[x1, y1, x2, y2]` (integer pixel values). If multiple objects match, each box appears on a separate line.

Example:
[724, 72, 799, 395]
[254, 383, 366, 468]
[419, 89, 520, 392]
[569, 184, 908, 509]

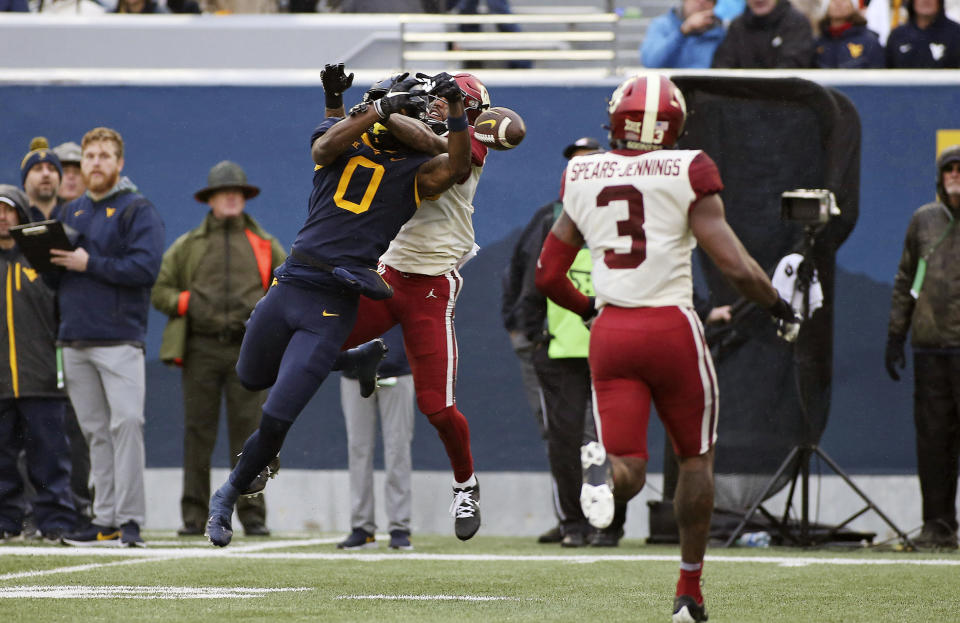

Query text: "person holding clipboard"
[0, 184, 78, 542]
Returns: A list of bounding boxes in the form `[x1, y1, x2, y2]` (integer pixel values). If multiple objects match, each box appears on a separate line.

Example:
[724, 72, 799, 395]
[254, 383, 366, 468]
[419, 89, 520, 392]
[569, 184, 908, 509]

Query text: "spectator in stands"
[336, 327, 416, 551]
[152, 160, 285, 538]
[200, 0, 275, 13]
[641, 0, 726, 68]
[114, 0, 168, 11]
[0, 185, 78, 543]
[0, 0, 27, 10]
[711, 0, 815, 67]
[53, 142, 86, 205]
[886, 0, 960, 67]
[54, 127, 165, 548]
[341, 0, 428, 9]
[886, 145, 960, 550]
[814, 0, 885, 67]
[20, 138, 62, 222]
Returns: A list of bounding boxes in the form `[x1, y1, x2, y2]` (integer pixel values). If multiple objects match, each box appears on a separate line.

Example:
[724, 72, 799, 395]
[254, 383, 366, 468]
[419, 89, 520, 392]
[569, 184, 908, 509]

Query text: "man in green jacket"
[886, 144, 960, 550]
[152, 161, 286, 537]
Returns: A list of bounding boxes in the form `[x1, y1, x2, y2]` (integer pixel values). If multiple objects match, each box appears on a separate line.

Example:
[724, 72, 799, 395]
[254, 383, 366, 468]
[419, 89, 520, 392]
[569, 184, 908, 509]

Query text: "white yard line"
[1, 543, 958, 574]
[337, 594, 525, 601]
[0, 585, 311, 599]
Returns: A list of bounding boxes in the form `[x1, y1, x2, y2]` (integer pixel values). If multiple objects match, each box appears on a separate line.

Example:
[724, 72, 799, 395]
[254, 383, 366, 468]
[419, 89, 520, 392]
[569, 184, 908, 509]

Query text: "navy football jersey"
[283, 117, 432, 286]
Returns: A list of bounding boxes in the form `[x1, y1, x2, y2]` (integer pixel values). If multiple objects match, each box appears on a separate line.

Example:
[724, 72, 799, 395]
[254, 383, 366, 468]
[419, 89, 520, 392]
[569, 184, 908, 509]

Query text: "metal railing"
[398, 12, 620, 75]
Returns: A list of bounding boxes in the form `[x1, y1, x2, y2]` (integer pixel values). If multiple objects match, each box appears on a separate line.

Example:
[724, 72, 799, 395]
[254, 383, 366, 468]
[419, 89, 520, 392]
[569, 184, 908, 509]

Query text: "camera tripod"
[721, 226, 914, 548]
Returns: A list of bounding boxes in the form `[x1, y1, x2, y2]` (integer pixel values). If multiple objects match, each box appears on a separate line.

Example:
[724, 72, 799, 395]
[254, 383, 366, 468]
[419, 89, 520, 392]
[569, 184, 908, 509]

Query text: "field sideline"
[1, 534, 957, 622]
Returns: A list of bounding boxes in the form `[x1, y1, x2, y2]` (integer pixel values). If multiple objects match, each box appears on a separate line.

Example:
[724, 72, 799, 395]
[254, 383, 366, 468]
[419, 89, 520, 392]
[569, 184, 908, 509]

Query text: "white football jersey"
[561, 149, 723, 309]
[381, 137, 486, 276]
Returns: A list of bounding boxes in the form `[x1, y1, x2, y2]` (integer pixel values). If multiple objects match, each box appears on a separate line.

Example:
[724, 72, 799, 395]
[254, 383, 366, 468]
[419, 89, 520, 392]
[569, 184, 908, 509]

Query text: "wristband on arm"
[447, 113, 468, 133]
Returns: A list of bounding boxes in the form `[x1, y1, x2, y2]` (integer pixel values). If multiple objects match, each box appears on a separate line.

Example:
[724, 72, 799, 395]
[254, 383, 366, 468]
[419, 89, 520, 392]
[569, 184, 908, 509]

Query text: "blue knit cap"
[20, 137, 63, 188]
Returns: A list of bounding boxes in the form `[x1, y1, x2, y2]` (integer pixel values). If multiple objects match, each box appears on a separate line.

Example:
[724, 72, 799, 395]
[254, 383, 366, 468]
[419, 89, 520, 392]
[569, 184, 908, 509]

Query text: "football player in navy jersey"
[204, 70, 471, 548]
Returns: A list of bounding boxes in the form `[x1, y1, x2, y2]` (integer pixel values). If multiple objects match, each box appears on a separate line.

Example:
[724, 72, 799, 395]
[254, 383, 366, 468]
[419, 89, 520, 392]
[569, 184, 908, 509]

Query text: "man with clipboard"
[0, 185, 77, 542]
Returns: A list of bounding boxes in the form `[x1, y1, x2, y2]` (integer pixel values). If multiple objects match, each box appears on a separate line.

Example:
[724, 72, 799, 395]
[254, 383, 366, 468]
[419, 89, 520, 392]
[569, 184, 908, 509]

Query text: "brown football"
[473, 106, 526, 151]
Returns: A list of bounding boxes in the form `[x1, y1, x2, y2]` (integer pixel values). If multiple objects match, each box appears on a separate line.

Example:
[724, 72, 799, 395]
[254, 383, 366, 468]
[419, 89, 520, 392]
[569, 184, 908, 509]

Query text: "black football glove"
[374, 76, 429, 119]
[321, 63, 354, 110]
[885, 333, 906, 381]
[416, 71, 463, 104]
[581, 296, 598, 328]
[769, 298, 801, 343]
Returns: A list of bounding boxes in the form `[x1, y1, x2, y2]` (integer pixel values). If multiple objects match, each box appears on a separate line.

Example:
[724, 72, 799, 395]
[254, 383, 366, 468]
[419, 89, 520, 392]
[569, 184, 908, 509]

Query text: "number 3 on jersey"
[334, 155, 384, 214]
[596, 185, 646, 269]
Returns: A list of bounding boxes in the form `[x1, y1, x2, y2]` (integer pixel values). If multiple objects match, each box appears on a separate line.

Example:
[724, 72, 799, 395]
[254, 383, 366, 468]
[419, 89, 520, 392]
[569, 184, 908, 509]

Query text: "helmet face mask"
[362, 74, 432, 150]
[607, 74, 687, 151]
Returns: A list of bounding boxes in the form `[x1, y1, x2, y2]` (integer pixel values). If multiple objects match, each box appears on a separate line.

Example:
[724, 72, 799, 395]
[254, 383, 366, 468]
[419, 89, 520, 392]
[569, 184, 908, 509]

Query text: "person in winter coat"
[711, 0, 815, 67]
[814, 0, 885, 67]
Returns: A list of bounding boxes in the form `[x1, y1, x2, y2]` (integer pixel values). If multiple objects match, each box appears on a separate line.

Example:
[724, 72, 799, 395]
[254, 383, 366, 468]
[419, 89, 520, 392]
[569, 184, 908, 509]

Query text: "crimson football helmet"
[607, 74, 686, 151]
[453, 73, 491, 125]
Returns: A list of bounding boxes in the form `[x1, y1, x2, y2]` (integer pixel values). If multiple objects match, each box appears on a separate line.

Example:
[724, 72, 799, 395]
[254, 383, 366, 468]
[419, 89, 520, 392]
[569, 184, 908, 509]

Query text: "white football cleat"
[580, 441, 615, 529]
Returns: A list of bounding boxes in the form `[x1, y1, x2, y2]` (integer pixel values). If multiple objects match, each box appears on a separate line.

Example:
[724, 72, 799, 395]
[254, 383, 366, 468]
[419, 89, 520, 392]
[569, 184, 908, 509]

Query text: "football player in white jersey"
[535, 74, 799, 623]
[324, 67, 492, 541]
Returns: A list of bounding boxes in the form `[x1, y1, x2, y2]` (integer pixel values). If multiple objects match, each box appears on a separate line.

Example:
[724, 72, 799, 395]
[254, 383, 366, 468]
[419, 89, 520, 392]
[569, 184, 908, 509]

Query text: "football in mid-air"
[473, 107, 526, 151]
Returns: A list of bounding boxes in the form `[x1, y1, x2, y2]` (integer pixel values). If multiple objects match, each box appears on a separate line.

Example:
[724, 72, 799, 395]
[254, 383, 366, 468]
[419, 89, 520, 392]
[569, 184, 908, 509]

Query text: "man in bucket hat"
[151, 160, 286, 538]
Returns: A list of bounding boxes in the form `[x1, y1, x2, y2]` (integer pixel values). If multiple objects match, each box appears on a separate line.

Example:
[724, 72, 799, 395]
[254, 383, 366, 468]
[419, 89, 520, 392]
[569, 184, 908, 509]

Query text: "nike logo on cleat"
[98, 531, 120, 541]
[322, 310, 339, 317]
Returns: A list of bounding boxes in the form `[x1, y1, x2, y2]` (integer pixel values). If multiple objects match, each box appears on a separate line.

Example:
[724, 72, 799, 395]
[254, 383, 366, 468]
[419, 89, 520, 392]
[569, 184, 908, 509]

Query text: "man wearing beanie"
[51, 127, 165, 548]
[151, 160, 285, 538]
[20, 137, 63, 221]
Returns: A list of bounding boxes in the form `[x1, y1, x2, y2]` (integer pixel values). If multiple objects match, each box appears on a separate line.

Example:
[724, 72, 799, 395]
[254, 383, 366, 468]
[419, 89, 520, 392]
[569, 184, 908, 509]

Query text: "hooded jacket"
[53, 176, 165, 346]
[0, 185, 64, 399]
[711, 0, 815, 68]
[888, 148, 960, 348]
[886, 10, 960, 68]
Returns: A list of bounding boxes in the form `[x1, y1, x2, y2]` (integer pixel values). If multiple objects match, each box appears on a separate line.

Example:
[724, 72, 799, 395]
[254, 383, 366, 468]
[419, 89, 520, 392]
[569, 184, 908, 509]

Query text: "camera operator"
[886, 145, 960, 550]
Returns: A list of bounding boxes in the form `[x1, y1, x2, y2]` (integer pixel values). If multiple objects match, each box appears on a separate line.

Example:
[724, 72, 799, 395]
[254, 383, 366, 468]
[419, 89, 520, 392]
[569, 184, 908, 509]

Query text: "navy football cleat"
[205, 488, 236, 547]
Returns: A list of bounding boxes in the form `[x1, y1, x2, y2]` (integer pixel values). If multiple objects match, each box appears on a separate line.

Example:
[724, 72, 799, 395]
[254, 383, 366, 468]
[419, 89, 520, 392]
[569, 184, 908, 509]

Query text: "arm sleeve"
[85, 201, 166, 288]
[535, 230, 592, 317]
[688, 152, 724, 201]
[641, 15, 685, 68]
[150, 239, 185, 316]
[888, 214, 919, 338]
[310, 117, 341, 146]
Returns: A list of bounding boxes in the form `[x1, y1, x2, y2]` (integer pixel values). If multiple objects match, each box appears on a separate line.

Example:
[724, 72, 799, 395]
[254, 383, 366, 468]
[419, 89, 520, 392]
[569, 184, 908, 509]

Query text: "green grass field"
[1, 533, 957, 622]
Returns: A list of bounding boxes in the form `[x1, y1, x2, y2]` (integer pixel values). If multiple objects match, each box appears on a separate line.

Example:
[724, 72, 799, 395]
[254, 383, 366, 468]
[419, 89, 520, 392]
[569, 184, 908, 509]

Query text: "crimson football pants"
[589, 305, 718, 460]
[343, 265, 474, 481]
